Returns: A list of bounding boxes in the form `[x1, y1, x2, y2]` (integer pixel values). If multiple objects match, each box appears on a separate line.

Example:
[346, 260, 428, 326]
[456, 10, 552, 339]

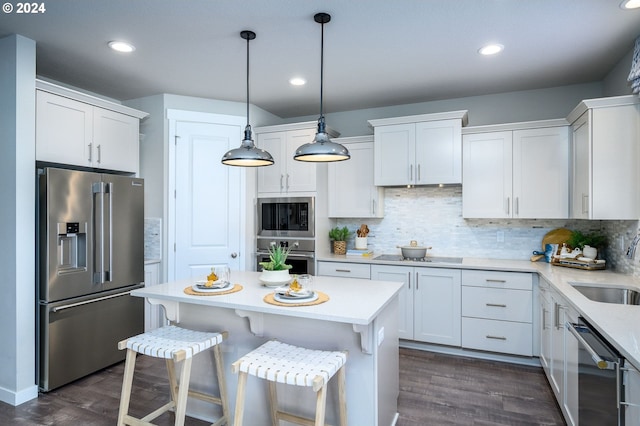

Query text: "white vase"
[259, 269, 290, 286]
[355, 237, 368, 250]
[583, 245, 597, 259]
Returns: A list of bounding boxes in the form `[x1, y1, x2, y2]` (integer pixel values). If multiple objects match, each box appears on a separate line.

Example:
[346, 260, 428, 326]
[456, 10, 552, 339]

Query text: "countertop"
[131, 270, 403, 326]
[319, 253, 640, 369]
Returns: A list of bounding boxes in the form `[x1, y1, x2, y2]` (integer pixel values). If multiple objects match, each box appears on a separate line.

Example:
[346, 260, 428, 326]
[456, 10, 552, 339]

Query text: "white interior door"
[172, 118, 243, 280]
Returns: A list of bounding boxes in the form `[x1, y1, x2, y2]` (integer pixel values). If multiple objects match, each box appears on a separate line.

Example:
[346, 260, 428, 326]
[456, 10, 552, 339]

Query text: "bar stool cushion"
[124, 325, 224, 360]
[234, 340, 346, 389]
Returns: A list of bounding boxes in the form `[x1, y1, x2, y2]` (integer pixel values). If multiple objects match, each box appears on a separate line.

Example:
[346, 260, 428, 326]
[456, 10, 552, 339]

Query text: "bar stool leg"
[174, 358, 193, 426]
[213, 344, 230, 421]
[267, 381, 279, 425]
[233, 371, 248, 426]
[166, 358, 178, 409]
[337, 366, 348, 426]
[117, 349, 137, 426]
[314, 384, 327, 426]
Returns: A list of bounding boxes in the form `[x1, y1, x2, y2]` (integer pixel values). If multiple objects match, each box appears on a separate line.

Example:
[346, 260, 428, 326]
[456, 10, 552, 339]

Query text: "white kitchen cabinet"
[461, 270, 533, 356]
[328, 136, 384, 218]
[255, 121, 339, 195]
[35, 80, 147, 174]
[144, 262, 164, 331]
[462, 121, 569, 219]
[539, 280, 553, 374]
[371, 265, 461, 345]
[624, 362, 640, 426]
[562, 303, 579, 426]
[316, 261, 371, 279]
[567, 96, 640, 219]
[369, 111, 468, 186]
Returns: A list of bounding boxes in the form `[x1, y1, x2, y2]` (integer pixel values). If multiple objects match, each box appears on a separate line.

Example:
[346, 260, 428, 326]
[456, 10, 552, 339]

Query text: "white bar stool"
[117, 325, 230, 426]
[231, 340, 347, 426]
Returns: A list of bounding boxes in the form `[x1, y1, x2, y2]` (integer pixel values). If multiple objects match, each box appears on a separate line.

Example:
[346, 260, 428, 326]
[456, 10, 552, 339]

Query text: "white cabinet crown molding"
[462, 118, 569, 134]
[368, 110, 468, 128]
[567, 94, 640, 124]
[36, 79, 149, 120]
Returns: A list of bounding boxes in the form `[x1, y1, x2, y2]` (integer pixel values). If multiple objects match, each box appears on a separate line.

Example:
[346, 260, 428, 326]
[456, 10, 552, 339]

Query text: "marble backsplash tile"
[336, 186, 640, 276]
[144, 217, 162, 261]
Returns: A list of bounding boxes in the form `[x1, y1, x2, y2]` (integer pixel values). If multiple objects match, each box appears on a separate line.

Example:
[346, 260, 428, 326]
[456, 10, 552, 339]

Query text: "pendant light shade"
[222, 30, 274, 167]
[294, 13, 350, 163]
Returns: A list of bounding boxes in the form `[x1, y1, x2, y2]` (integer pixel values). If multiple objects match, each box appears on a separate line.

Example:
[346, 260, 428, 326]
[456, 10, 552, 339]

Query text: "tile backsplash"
[144, 217, 162, 261]
[336, 186, 640, 276]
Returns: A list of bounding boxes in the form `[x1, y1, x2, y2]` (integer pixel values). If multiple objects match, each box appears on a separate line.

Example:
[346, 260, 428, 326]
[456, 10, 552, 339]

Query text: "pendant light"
[294, 13, 350, 163]
[222, 30, 274, 167]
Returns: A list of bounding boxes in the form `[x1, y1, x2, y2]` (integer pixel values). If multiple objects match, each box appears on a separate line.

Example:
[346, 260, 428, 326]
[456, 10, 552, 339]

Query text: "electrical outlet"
[497, 231, 505, 243]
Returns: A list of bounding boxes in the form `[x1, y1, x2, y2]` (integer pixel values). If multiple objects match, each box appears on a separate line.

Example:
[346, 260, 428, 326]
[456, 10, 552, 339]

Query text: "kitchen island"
[131, 271, 403, 426]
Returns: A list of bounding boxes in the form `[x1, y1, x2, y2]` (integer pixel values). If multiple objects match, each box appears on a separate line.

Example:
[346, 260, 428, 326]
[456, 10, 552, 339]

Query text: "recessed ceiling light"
[108, 41, 136, 53]
[621, 0, 640, 9]
[478, 44, 504, 55]
[289, 77, 306, 86]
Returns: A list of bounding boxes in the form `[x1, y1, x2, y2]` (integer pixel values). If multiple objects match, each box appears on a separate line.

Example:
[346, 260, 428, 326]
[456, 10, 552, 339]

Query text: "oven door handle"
[566, 322, 616, 370]
[256, 250, 315, 259]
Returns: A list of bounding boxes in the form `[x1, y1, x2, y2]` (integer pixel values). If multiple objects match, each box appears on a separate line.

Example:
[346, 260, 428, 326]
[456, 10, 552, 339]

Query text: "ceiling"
[1, 0, 640, 118]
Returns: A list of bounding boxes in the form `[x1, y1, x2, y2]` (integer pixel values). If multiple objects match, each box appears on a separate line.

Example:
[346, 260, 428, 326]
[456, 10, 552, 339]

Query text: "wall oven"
[256, 238, 315, 275]
[257, 197, 314, 238]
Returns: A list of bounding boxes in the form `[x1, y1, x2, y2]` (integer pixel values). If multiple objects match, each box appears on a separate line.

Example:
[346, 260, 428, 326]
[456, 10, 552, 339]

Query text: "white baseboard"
[0, 384, 38, 406]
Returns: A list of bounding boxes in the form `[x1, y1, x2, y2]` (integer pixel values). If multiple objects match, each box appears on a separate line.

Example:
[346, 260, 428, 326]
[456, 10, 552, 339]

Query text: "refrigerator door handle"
[92, 181, 105, 284]
[51, 290, 134, 312]
[105, 182, 113, 282]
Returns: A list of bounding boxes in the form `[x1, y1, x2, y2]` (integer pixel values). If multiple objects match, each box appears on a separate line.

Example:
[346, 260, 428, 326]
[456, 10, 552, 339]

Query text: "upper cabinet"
[567, 96, 640, 220]
[35, 80, 148, 174]
[327, 136, 384, 218]
[369, 111, 468, 186]
[255, 121, 339, 196]
[462, 120, 569, 219]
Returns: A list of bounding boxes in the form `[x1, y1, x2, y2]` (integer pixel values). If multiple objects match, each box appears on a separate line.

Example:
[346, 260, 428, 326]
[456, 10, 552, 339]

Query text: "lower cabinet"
[461, 270, 533, 356]
[316, 261, 371, 279]
[539, 277, 579, 426]
[371, 265, 461, 346]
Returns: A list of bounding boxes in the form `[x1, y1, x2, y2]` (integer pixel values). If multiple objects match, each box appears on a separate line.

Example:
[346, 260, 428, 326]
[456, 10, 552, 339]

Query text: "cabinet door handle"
[486, 303, 507, 308]
[409, 164, 413, 181]
[335, 269, 351, 273]
[485, 279, 506, 283]
[286, 173, 290, 191]
[505, 197, 510, 215]
[407, 272, 411, 290]
[486, 335, 507, 341]
[280, 174, 284, 191]
[415, 271, 419, 290]
[87, 143, 92, 162]
[372, 199, 375, 215]
[417, 164, 421, 182]
[97, 144, 102, 164]
[582, 193, 589, 214]
[542, 308, 548, 330]
[515, 197, 519, 216]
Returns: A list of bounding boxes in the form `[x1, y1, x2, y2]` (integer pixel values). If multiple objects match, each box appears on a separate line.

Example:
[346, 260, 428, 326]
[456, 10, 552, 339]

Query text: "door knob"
[231, 252, 238, 259]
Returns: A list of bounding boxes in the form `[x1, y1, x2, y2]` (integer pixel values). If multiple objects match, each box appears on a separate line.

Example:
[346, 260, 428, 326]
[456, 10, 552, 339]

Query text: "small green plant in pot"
[259, 244, 293, 271]
[329, 226, 352, 255]
[567, 230, 606, 259]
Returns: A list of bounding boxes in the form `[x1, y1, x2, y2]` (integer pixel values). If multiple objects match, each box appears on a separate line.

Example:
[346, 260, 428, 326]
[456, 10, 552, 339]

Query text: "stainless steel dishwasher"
[566, 317, 625, 426]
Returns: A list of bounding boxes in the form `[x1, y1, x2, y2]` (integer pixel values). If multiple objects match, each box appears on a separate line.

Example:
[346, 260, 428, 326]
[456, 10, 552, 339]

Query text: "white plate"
[274, 291, 318, 304]
[191, 281, 232, 293]
[275, 288, 314, 299]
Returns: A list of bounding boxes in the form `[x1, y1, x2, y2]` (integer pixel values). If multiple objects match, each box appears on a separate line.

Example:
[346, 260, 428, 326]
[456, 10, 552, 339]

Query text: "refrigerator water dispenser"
[56, 222, 87, 273]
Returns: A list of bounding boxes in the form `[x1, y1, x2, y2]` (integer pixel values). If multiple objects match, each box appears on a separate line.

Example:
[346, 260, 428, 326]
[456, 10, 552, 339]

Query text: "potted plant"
[567, 230, 607, 259]
[329, 226, 352, 255]
[258, 244, 293, 284]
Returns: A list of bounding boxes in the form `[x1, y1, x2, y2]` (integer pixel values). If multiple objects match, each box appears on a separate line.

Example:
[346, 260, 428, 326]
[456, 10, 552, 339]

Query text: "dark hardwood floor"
[0, 348, 564, 425]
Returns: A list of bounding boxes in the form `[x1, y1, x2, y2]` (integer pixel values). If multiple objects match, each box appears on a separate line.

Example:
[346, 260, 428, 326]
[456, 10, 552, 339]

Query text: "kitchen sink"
[569, 282, 640, 305]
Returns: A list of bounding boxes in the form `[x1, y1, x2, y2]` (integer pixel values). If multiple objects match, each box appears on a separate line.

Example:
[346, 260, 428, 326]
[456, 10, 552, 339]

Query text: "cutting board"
[530, 228, 573, 261]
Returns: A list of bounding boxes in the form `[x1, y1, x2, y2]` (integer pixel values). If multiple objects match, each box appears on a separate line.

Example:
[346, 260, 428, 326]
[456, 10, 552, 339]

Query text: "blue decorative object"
[628, 35, 640, 94]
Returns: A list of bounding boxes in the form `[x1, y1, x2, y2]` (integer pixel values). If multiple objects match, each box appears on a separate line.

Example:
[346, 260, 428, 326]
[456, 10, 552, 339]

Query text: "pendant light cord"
[246, 34, 250, 128]
[319, 20, 324, 120]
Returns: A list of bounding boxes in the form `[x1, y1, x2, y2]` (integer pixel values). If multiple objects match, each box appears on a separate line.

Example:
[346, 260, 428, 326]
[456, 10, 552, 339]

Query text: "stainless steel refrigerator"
[37, 167, 145, 391]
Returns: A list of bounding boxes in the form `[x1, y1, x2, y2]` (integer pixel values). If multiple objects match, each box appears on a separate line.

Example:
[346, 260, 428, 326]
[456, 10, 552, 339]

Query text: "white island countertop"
[133, 270, 403, 326]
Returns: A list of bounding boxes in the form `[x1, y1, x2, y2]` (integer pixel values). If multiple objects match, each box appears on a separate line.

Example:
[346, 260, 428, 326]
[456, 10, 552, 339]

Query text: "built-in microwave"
[257, 197, 315, 238]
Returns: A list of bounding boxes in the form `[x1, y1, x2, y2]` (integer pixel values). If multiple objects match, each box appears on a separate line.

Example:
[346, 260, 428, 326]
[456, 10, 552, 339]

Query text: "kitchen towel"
[628, 35, 640, 94]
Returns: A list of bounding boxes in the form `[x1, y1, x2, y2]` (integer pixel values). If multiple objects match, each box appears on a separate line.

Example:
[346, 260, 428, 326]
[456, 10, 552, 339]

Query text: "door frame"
[166, 109, 248, 281]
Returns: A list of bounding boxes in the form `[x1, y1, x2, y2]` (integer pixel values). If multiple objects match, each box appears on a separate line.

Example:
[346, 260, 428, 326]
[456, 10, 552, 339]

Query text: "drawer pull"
[486, 279, 507, 283]
[335, 269, 351, 273]
[486, 303, 507, 308]
[486, 335, 507, 340]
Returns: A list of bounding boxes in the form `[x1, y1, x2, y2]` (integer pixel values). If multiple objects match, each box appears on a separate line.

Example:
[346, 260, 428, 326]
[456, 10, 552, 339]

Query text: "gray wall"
[0, 34, 38, 405]
[603, 47, 635, 96]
